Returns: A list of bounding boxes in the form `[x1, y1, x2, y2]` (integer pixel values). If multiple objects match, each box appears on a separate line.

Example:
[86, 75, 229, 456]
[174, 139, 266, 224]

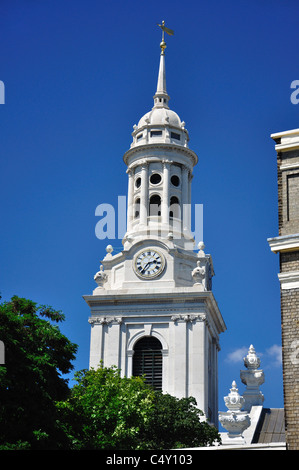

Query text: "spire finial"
[154, 21, 173, 108]
[157, 20, 174, 55]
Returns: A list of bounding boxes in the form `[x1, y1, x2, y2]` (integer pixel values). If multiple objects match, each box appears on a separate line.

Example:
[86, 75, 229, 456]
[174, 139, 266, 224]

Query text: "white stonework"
[219, 381, 251, 445]
[84, 25, 226, 426]
[216, 345, 286, 450]
[271, 128, 299, 152]
[268, 233, 299, 253]
[278, 271, 299, 289]
[240, 345, 265, 411]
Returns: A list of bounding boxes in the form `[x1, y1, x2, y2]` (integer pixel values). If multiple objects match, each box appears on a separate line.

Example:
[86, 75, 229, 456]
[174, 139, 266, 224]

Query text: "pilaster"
[127, 168, 134, 232]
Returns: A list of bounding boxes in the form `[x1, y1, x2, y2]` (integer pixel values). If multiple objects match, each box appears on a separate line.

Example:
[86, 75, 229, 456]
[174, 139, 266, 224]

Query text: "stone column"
[126, 168, 134, 232]
[162, 160, 170, 226]
[181, 165, 190, 232]
[187, 173, 192, 231]
[140, 162, 148, 227]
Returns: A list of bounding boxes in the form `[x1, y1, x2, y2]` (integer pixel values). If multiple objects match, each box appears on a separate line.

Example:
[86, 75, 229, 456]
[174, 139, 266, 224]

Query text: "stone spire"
[153, 52, 169, 109]
[153, 21, 173, 109]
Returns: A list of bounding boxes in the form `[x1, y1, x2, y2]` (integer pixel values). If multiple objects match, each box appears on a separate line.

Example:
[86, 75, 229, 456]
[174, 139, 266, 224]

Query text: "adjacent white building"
[84, 23, 226, 425]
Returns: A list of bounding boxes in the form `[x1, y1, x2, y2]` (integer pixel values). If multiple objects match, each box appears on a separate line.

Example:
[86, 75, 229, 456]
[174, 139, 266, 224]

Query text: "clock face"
[134, 249, 165, 279]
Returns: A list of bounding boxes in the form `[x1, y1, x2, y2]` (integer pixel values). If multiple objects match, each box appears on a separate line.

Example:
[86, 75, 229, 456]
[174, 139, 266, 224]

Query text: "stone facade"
[268, 129, 299, 450]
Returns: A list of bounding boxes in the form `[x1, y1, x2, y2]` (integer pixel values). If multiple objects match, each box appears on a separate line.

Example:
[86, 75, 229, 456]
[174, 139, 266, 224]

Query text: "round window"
[171, 175, 180, 187]
[135, 177, 141, 188]
[150, 173, 162, 185]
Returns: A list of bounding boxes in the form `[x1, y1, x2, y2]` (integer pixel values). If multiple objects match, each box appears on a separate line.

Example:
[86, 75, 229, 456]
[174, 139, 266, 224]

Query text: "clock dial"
[135, 249, 165, 279]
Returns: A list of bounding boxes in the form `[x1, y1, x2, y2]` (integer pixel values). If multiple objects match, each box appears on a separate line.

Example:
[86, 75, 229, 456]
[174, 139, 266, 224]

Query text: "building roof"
[252, 408, 285, 444]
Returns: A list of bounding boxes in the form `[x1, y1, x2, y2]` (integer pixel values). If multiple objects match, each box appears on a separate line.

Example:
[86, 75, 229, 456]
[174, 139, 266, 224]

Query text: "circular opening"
[171, 175, 180, 187]
[135, 177, 141, 188]
[150, 173, 162, 185]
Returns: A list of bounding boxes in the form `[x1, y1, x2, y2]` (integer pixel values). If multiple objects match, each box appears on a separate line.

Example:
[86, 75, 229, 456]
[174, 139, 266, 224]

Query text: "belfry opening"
[132, 336, 163, 391]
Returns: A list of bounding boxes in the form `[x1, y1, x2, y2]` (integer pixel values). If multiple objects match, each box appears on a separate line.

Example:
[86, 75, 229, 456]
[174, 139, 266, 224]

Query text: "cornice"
[123, 143, 198, 167]
[278, 270, 299, 290]
[268, 233, 299, 253]
[271, 128, 299, 153]
[83, 289, 226, 334]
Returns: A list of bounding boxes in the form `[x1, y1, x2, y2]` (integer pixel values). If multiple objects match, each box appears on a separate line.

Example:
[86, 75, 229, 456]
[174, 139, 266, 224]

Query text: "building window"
[171, 175, 180, 187]
[171, 132, 180, 140]
[149, 194, 161, 216]
[287, 173, 299, 221]
[151, 130, 162, 137]
[133, 336, 162, 391]
[134, 198, 140, 218]
[135, 177, 141, 188]
[169, 196, 180, 219]
[150, 173, 162, 185]
[136, 133, 143, 141]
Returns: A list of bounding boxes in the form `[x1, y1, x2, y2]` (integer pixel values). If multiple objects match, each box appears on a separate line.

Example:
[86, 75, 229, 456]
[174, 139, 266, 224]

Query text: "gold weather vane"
[157, 20, 174, 54]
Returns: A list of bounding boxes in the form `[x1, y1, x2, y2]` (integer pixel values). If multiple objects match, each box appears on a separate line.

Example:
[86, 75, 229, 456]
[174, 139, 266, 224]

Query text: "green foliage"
[141, 392, 221, 449]
[0, 296, 221, 450]
[56, 366, 221, 450]
[56, 365, 156, 450]
[0, 296, 78, 449]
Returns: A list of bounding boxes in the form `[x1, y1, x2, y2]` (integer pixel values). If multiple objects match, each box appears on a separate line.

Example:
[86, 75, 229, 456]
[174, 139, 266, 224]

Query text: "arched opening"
[133, 336, 162, 390]
[149, 194, 161, 216]
[169, 196, 180, 219]
[134, 198, 140, 218]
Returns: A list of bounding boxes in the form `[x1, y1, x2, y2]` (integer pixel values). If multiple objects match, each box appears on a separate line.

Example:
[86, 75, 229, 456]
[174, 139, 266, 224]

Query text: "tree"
[141, 392, 221, 449]
[56, 365, 155, 450]
[56, 366, 221, 450]
[0, 296, 77, 449]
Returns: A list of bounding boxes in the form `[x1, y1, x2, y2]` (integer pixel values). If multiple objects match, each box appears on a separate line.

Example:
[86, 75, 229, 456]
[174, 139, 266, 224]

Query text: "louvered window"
[133, 337, 162, 391]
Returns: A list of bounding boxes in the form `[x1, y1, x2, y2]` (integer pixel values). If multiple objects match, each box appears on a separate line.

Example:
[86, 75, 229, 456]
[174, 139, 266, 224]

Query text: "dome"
[129, 39, 189, 149]
[137, 107, 182, 130]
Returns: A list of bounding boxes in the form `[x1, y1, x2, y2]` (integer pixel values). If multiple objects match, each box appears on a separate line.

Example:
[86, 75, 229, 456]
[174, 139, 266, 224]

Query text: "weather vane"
[157, 20, 174, 55]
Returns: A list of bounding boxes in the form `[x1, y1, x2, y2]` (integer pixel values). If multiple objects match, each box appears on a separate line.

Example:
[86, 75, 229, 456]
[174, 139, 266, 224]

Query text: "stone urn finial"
[224, 381, 245, 412]
[243, 344, 261, 369]
[197, 241, 205, 256]
[219, 381, 250, 443]
[240, 344, 264, 411]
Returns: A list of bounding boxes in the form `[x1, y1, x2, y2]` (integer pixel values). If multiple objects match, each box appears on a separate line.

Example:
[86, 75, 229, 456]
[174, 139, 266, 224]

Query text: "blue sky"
[1, 0, 298, 416]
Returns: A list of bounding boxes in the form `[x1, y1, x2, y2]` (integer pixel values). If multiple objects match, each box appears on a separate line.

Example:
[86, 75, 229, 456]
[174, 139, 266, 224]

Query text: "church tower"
[84, 23, 226, 424]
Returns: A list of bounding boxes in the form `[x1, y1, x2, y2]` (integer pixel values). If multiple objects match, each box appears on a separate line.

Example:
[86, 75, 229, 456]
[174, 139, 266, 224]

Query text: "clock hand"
[141, 262, 150, 273]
